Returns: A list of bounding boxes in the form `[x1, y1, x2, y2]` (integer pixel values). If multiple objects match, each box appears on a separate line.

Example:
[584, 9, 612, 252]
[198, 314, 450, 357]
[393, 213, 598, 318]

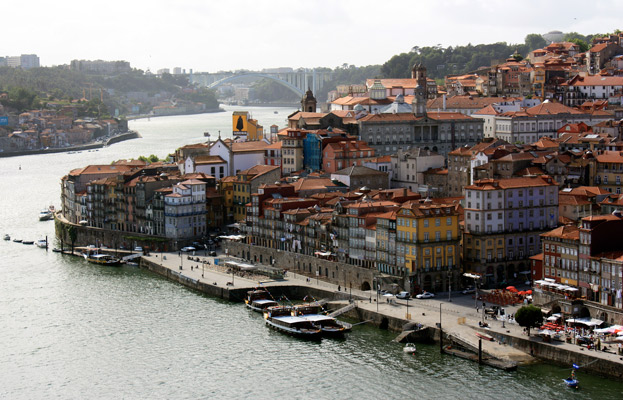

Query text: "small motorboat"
[3, 234, 10, 241]
[36, 239, 48, 248]
[52, 248, 63, 253]
[403, 343, 417, 354]
[22, 240, 34, 245]
[13, 239, 22, 243]
[563, 377, 579, 389]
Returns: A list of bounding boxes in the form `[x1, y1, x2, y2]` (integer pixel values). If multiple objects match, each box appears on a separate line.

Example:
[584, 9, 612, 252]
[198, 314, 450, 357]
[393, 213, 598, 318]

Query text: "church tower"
[412, 83, 427, 117]
[412, 63, 427, 97]
[301, 89, 317, 112]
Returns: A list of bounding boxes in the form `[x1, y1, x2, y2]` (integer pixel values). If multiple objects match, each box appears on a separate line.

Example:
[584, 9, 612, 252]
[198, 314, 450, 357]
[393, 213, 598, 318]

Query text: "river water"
[1, 106, 621, 399]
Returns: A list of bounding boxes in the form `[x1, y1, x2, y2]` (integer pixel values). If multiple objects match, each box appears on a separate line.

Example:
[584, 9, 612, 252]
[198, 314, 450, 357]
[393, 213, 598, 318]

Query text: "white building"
[564, 75, 623, 106]
[390, 148, 444, 192]
[482, 101, 612, 144]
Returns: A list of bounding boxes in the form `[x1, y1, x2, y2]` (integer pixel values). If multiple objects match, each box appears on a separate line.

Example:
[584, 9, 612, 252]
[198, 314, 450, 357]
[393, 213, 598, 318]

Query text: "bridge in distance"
[190, 68, 334, 97]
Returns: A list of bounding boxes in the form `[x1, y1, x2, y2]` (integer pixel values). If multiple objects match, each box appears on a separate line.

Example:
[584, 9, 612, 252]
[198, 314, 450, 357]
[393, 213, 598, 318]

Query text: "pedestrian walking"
[338, 285, 341, 291]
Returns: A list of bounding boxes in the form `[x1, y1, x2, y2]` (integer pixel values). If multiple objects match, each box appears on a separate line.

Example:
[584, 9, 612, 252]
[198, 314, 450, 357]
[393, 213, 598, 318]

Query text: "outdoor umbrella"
[506, 286, 518, 292]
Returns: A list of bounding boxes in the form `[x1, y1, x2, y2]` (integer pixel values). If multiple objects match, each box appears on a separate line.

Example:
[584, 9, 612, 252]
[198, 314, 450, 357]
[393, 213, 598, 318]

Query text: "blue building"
[303, 129, 354, 172]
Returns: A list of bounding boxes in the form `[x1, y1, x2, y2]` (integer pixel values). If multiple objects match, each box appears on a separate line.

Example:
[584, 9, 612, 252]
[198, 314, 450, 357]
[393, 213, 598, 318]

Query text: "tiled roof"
[231, 140, 270, 153]
[466, 175, 557, 190]
[541, 225, 580, 240]
[595, 150, 623, 164]
[427, 95, 520, 110]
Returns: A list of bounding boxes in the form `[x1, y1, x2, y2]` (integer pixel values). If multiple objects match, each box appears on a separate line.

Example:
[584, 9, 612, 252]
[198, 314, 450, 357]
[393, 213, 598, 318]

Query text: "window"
[446, 217, 452, 226]
[424, 232, 429, 242]
[424, 220, 429, 228]
[435, 218, 441, 226]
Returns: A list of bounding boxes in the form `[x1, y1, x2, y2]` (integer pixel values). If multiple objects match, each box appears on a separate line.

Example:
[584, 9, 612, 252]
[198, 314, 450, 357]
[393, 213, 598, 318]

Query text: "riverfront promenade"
[140, 250, 623, 374]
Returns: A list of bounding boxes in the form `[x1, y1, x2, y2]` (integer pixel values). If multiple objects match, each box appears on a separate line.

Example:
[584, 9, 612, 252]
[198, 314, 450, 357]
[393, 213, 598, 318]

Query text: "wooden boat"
[13, 239, 22, 243]
[3, 234, 10, 241]
[22, 240, 34, 245]
[83, 252, 121, 266]
[292, 302, 351, 337]
[245, 288, 275, 311]
[248, 299, 279, 312]
[264, 306, 322, 340]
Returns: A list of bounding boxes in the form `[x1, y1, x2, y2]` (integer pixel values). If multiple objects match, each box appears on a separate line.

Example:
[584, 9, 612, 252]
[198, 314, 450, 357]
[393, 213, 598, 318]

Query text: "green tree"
[65, 225, 77, 254]
[524, 33, 547, 52]
[568, 38, 589, 52]
[515, 305, 543, 336]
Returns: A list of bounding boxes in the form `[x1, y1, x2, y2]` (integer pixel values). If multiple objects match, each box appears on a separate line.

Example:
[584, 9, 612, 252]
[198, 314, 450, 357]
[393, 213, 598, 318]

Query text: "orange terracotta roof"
[541, 224, 580, 240]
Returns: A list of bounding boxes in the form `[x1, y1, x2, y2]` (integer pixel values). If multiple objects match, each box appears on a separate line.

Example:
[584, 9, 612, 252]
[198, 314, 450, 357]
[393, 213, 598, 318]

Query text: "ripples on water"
[1, 107, 622, 399]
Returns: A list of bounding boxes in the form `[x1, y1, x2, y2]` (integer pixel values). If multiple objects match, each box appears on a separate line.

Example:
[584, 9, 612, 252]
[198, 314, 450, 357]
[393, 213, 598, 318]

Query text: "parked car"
[209, 251, 217, 257]
[181, 246, 196, 252]
[462, 287, 475, 295]
[134, 246, 143, 252]
[416, 292, 435, 299]
[396, 291, 411, 300]
[192, 242, 204, 250]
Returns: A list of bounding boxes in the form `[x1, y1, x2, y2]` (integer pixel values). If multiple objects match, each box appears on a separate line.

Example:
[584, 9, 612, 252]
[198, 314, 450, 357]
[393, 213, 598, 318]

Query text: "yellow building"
[396, 201, 460, 292]
[232, 111, 263, 141]
[219, 176, 236, 224]
[232, 165, 281, 222]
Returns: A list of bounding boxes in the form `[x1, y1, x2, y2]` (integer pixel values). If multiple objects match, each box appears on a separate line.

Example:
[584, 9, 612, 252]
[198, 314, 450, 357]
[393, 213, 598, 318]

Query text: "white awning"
[566, 317, 603, 327]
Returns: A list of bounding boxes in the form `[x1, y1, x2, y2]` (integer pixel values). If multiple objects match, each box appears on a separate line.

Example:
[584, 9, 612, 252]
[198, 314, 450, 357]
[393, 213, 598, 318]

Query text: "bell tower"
[301, 89, 317, 112]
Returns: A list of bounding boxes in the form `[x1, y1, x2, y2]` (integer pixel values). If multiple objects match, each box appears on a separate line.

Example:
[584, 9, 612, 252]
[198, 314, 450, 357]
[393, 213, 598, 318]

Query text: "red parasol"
[506, 286, 518, 292]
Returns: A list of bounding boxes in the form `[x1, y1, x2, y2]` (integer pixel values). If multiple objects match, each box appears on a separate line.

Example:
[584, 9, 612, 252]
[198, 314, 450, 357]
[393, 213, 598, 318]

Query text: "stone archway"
[424, 275, 432, 291]
[361, 281, 371, 291]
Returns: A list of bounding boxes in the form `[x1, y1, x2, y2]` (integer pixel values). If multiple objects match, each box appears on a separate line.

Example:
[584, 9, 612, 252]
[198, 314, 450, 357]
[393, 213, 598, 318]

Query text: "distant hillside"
[0, 67, 219, 115]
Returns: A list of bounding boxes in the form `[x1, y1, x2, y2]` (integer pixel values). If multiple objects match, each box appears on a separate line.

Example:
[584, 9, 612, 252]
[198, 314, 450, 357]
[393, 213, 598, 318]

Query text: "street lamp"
[448, 269, 452, 303]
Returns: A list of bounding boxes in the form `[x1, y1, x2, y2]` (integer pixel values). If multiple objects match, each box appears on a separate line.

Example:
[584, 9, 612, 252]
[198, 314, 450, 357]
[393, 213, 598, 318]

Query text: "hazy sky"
[7, 0, 621, 73]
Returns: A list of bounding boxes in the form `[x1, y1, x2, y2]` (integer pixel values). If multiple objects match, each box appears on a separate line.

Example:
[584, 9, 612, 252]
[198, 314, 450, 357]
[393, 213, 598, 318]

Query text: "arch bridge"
[192, 69, 333, 98]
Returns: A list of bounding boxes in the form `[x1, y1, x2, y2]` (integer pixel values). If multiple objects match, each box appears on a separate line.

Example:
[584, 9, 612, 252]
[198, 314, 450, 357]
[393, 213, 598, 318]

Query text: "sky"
[6, 0, 622, 74]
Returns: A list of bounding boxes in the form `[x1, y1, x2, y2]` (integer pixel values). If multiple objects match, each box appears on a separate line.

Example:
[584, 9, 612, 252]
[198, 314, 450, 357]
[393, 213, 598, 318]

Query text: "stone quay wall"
[485, 330, 623, 380]
[224, 241, 405, 292]
[54, 216, 175, 251]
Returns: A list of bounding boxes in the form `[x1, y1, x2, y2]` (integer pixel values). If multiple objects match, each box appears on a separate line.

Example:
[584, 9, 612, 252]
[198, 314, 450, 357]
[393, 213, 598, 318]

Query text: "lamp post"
[406, 296, 410, 320]
[448, 269, 452, 303]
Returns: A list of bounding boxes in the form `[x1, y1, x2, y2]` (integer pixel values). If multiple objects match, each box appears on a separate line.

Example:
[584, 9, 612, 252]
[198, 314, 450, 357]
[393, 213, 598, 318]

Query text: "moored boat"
[264, 306, 322, 340]
[39, 209, 53, 221]
[249, 299, 279, 312]
[36, 239, 47, 248]
[22, 240, 34, 245]
[3, 234, 10, 241]
[291, 302, 351, 337]
[83, 252, 121, 266]
[13, 239, 22, 243]
[245, 288, 274, 311]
